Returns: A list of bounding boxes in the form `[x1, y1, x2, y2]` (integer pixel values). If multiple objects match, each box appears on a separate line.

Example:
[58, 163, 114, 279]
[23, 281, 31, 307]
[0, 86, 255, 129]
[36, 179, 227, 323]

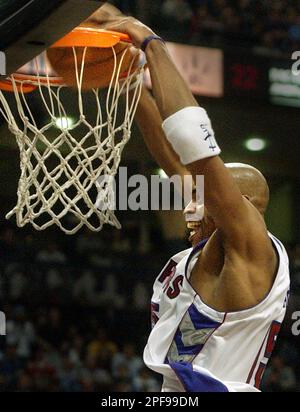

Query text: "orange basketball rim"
[0, 28, 132, 93]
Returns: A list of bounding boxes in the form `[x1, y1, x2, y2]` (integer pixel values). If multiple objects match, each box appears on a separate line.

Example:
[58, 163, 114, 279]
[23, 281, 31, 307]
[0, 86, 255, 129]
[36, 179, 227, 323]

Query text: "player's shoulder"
[170, 247, 193, 264]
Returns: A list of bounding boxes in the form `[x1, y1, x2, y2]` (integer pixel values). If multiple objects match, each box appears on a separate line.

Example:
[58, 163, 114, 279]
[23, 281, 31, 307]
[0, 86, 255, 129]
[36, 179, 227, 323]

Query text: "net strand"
[0, 45, 144, 234]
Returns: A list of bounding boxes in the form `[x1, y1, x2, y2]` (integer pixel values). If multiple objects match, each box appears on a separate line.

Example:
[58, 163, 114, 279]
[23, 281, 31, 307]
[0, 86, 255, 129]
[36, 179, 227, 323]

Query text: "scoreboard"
[224, 53, 269, 102]
[225, 53, 300, 108]
[153, 42, 300, 109]
[269, 63, 300, 108]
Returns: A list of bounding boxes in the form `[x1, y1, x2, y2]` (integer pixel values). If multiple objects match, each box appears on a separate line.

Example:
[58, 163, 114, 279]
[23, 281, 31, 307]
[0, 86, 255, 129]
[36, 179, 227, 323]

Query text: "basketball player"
[98, 9, 290, 392]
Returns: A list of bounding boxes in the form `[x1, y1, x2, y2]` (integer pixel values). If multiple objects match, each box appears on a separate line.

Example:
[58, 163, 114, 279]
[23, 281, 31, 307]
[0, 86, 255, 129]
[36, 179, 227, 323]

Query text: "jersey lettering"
[167, 275, 184, 299]
[158, 260, 177, 283]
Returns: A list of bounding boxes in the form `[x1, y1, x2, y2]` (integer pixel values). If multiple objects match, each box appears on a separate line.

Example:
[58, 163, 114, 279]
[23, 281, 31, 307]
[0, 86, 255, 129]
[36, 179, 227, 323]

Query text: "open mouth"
[187, 223, 201, 242]
[188, 230, 199, 243]
[188, 230, 197, 241]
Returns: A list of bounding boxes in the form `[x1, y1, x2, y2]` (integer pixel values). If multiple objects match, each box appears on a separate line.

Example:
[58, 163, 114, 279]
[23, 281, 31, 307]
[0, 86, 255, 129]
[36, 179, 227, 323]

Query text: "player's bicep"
[221, 201, 272, 261]
[188, 157, 268, 253]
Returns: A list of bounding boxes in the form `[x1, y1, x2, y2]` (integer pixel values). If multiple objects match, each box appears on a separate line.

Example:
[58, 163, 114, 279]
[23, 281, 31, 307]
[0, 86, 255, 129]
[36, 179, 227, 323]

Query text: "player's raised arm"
[101, 16, 275, 264]
[134, 86, 190, 181]
[90, 4, 189, 182]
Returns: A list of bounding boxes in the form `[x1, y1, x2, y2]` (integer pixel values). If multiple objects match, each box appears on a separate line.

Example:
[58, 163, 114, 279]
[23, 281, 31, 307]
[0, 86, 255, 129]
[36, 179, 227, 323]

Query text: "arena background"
[0, 0, 299, 392]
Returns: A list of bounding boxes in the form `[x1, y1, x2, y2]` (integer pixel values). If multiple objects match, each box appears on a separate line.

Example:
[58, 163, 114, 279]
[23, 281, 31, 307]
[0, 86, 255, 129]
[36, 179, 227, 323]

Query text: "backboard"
[0, 0, 105, 78]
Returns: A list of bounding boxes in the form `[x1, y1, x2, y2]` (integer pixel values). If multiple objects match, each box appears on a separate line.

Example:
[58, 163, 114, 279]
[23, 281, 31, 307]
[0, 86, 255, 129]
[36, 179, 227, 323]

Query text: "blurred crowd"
[0, 222, 167, 392]
[112, 0, 300, 56]
[0, 223, 299, 392]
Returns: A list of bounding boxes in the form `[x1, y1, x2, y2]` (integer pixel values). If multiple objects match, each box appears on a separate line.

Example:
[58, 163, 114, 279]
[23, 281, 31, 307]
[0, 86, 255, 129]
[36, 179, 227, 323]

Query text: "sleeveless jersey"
[143, 233, 290, 392]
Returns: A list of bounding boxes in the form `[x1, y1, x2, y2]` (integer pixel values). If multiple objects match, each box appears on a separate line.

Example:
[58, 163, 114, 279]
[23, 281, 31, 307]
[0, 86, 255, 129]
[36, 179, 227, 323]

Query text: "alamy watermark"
[292, 312, 300, 336]
[0, 311, 6, 336]
[95, 167, 204, 212]
[0, 51, 6, 76]
[292, 51, 300, 76]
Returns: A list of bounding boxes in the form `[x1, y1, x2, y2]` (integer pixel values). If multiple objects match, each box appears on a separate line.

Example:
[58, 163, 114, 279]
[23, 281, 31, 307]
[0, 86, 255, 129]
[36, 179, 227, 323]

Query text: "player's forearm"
[144, 40, 250, 235]
[145, 41, 198, 120]
[101, 16, 264, 244]
[135, 87, 189, 179]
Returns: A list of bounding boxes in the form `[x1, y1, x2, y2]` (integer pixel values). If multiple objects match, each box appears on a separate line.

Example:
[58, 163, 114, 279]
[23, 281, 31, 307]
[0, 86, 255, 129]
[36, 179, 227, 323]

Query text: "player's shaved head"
[225, 163, 270, 214]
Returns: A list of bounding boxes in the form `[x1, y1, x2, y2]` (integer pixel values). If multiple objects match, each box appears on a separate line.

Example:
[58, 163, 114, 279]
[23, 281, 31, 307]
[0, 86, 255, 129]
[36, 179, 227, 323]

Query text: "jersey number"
[254, 321, 281, 389]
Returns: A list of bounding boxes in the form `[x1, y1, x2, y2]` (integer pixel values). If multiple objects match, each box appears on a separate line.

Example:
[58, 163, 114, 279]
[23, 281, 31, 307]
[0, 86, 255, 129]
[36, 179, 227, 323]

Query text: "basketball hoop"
[0, 28, 145, 234]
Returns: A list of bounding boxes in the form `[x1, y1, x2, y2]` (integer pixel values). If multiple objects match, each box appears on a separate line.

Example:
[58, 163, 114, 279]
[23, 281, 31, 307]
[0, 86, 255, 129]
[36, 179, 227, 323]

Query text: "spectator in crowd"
[151, 0, 300, 55]
[80, 353, 112, 392]
[112, 343, 143, 380]
[262, 355, 297, 392]
[72, 270, 98, 306]
[36, 241, 67, 265]
[97, 272, 126, 309]
[46, 269, 63, 291]
[5, 306, 36, 360]
[8, 271, 27, 302]
[132, 282, 149, 311]
[162, 0, 193, 26]
[58, 356, 82, 392]
[87, 328, 118, 362]
[132, 367, 161, 392]
[37, 307, 65, 349]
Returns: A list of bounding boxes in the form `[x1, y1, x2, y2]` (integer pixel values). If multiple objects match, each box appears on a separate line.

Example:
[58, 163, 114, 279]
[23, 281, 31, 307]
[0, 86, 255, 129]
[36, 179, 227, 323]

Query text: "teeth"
[187, 223, 201, 229]
[188, 230, 198, 242]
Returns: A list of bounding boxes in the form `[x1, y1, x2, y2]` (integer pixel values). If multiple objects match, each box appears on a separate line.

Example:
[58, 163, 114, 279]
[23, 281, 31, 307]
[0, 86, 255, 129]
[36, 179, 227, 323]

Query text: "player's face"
[184, 200, 215, 246]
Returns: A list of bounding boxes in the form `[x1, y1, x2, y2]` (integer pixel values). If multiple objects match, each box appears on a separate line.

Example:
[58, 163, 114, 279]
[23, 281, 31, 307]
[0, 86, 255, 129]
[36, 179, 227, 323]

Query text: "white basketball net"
[0, 46, 145, 234]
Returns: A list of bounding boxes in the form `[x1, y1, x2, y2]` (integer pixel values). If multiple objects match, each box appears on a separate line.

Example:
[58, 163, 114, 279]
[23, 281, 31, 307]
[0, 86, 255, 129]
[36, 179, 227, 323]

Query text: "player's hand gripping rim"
[100, 15, 158, 50]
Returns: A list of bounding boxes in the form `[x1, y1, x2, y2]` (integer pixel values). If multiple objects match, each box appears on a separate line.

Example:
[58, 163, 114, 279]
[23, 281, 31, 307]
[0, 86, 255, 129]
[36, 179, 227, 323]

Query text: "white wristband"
[162, 107, 221, 165]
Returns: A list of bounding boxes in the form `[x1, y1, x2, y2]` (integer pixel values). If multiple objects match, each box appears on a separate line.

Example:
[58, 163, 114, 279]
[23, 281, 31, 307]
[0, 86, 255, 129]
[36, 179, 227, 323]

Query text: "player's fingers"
[87, 3, 124, 24]
[99, 17, 138, 42]
[92, 16, 155, 49]
[95, 16, 126, 31]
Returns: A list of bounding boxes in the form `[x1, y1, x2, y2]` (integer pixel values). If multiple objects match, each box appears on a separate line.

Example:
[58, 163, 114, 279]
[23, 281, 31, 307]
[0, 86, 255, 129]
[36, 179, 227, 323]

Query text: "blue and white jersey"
[144, 233, 290, 392]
